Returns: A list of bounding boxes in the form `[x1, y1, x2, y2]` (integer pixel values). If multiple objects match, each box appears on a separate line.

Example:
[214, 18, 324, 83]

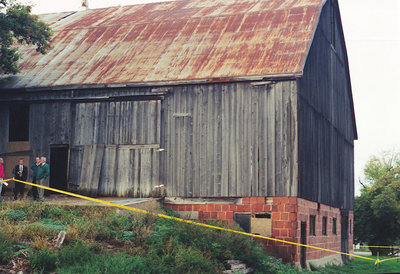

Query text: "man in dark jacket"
[13, 159, 28, 200]
[31, 157, 41, 200]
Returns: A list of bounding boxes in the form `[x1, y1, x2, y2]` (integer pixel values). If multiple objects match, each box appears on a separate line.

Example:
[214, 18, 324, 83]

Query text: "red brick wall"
[295, 198, 342, 261]
[165, 197, 271, 222]
[164, 197, 353, 264]
[257, 197, 297, 262]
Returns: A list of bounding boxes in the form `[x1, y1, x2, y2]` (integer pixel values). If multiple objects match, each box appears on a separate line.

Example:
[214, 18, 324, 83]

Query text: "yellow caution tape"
[380, 257, 400, 263]
[0, 179, 12, 183]
[10, 178, 378, 264]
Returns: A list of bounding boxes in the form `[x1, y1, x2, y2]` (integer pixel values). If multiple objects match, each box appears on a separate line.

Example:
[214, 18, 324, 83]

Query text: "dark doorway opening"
[341, 210, 349, 262]
[300, 221, 307, 268]
[50, 145, 69, 192]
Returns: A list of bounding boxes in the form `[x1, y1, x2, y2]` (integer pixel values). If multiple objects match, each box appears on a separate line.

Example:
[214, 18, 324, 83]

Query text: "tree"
[0, 0, 52, 75]
[354, 151, 400, 255]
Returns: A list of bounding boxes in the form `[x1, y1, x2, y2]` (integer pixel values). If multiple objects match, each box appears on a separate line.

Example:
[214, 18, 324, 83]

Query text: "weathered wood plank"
[68, 147, 83, 186]
[78, 144, 105, 197]
[115, 146, 132, 196]
[266, 84, 275, 196]
[221, 86, 229, 196]
[98, 145, 117, 196]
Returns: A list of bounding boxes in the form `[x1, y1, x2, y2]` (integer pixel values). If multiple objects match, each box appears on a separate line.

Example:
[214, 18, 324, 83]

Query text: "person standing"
[0, 158, 5, 197]
[36, 157, 50, 201]
[31, 157, 41, 201]
[13, 159, 28, 200]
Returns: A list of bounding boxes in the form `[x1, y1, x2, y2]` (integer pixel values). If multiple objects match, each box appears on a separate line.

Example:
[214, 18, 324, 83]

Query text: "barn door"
[70, 100, 161, 197]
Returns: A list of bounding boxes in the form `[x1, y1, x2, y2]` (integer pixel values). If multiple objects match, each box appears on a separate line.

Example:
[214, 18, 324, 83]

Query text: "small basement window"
[309, 215, 316, 236]
[234, 213, 251, 233]
[251, 213, 272, 236]
[332, 218, 337, 235]
[9, 104, 29, 141]
[234, 213, 272, 236]
[322, 216, 327, 236]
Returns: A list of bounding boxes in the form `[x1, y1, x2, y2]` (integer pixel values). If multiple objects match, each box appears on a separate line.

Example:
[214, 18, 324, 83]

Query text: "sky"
[25, 0, 400, 195]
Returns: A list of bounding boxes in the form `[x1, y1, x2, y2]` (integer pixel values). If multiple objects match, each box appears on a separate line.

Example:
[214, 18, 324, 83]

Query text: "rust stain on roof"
[4, 0, 326, 89]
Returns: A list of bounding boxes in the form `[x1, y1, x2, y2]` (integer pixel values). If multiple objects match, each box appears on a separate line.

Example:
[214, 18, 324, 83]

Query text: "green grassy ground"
[314, 256, 400, 273]
[0, 201, 301, 273]
[3, 201, 398, 273]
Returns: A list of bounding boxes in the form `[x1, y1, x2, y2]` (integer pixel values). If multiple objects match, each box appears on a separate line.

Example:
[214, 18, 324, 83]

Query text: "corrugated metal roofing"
[2, 0, 326, 89]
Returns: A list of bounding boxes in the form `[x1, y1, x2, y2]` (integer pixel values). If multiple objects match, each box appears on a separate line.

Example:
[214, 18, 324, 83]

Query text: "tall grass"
[0, 232, 14, 264]
[0, 201, 302, 273]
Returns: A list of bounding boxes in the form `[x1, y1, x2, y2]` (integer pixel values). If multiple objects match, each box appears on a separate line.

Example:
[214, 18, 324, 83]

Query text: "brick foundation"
[164, 196, 353, 266]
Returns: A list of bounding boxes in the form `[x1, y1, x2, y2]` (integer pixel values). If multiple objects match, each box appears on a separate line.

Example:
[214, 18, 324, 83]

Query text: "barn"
[0, 0, 356, 267]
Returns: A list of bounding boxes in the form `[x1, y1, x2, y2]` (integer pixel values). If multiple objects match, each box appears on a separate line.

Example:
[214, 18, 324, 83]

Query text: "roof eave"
[1, 73, 302, 92]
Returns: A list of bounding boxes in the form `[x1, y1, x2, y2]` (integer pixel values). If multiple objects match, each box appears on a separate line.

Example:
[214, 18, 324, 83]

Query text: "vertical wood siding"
[26, 100, 161, 197]
[70, 100, 161, 196]
[29, 103, 72, 157]
[297, 1, 356, 210]
[160, 81, 298, 197]
[72, 101, 160, 146]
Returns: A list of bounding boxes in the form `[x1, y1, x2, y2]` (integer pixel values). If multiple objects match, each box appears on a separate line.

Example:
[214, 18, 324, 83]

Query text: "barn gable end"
[297, 0, 356, 210]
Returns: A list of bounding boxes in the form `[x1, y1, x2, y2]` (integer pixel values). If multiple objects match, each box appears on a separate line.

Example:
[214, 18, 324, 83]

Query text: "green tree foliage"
[354, 151, 400, 255]
[0, 0, 52, 74]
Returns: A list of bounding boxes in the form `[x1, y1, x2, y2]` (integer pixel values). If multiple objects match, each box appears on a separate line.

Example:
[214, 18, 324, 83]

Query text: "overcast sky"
[27, 0, 400, 195]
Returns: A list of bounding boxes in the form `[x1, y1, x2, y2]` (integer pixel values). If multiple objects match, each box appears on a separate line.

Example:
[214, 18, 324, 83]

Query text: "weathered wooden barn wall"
[1, 81, 299, 198]
[0, 87, 162, 197]
[29, 103, 72, 157]
[160, 81, 298, 198]
[297, 1, 356, 210]
[69, 100, 161, 197]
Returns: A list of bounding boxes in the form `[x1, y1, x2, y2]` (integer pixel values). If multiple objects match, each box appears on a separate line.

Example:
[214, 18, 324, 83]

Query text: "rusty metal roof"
[2, 0, 326, 89]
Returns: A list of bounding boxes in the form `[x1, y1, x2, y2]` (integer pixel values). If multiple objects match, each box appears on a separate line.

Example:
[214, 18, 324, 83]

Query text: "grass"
[0, 232, 14, 264]
[314, 256, 400, 273]
[3, 201, 396, 273]
[0, 201, 303, 273]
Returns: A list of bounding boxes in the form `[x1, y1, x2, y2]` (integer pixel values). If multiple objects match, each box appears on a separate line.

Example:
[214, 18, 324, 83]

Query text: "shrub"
[4, 209, 27, 221]
[58, 239, 93, 266]
[31, 236, 52, 250]
[38, 218, 68, 232]
[30, 248, 57, 272]
[23, 219, 63, 239]
[40, 206, 69, 219]
[0, 232, 14, 264]
[174, 245, 218, 273]
[57, 253, 148, 274]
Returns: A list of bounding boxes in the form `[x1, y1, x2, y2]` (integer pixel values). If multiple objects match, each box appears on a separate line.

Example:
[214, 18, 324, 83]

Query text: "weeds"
[31, 235, 52, 250]
[29, 248, 57, 272]
[0, 232, 14, 264]
[3, 209, 28, 221]
[1, 201, 303, 273]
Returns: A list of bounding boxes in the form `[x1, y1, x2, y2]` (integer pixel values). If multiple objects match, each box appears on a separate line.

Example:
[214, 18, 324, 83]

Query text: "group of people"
[0, 157, 50, 201]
